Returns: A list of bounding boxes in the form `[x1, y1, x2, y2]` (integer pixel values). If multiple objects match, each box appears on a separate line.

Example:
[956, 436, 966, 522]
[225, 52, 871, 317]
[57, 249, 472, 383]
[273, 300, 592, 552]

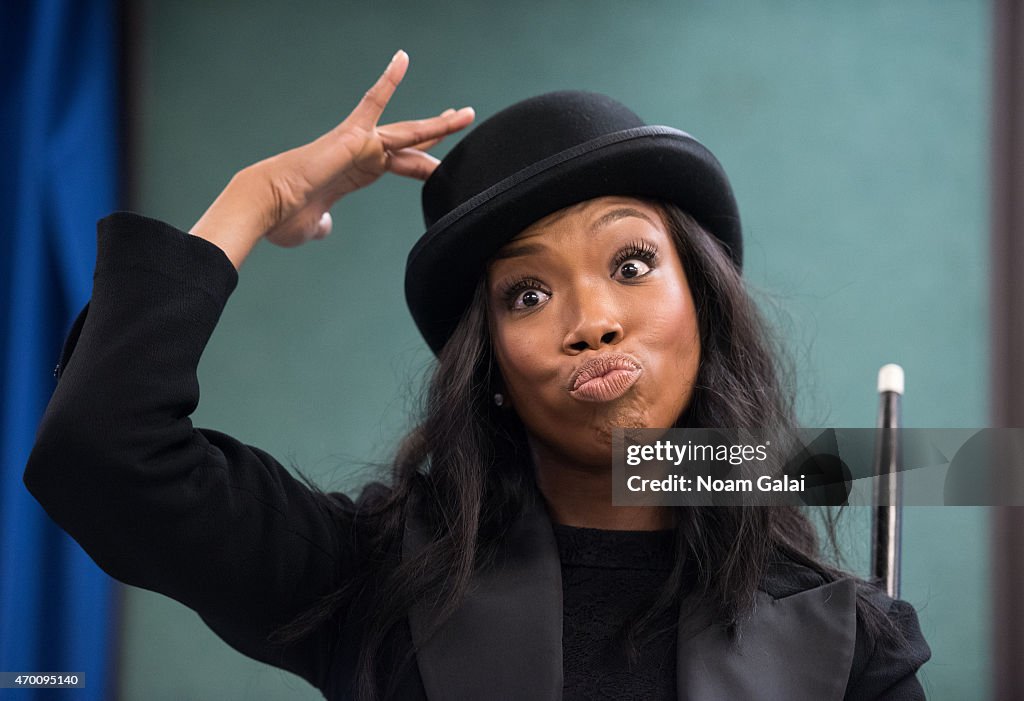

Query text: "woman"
[25, 51, 930, 700]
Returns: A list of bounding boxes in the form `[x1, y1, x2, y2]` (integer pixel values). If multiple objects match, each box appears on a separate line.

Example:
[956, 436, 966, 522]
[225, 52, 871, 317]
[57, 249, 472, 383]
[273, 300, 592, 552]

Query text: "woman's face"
[486, 196, 701, 470]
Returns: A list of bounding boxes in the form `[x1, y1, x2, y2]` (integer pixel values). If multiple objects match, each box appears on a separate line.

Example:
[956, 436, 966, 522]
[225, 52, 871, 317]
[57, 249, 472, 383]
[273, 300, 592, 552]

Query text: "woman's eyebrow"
[494, 207, 656, 261]
[590, 207, 657, 231]
[492, 241, 546, 261]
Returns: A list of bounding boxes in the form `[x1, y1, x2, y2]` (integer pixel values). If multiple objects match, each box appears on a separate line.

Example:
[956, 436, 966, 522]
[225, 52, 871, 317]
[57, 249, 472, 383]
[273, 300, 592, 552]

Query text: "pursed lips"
[567, 353, 644, 402]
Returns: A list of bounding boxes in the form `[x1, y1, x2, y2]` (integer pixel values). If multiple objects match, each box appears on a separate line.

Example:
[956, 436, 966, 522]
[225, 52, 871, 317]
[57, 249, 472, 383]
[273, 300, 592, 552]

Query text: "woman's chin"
[589, 408, 649, 446]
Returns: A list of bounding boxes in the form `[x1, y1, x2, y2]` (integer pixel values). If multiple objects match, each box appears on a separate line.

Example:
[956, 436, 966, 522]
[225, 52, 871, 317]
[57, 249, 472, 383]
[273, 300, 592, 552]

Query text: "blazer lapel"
[405, 490, 563, 701]
[405, 490, 857, 701]
[675, 578, 858, 701]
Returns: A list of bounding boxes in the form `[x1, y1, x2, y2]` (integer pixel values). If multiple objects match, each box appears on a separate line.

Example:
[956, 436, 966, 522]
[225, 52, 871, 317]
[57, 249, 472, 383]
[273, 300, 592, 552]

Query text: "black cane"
[870, 364, 903, 598]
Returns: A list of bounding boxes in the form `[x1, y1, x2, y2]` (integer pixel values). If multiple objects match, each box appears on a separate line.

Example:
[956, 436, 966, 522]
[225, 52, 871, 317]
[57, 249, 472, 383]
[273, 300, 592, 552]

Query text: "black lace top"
[554, 524, 679, 701]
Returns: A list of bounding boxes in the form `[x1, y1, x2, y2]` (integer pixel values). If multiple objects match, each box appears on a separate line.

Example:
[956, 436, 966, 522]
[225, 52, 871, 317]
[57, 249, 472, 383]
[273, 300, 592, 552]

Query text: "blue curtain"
[1, 1, 119, 698]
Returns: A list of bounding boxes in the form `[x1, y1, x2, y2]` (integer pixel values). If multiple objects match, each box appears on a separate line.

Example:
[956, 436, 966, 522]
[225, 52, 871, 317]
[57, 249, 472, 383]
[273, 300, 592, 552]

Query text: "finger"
[348, 50, 409, 127]
[388, 147, 442, 181]
[407, 108, 456, 151]
[409, 134, 445, 151]
[378, 106, 474, 152]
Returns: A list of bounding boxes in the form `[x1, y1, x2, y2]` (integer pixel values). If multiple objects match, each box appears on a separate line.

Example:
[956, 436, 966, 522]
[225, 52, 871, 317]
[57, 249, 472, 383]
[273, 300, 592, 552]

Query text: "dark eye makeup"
[500, 276, 551, 310]
[611, 240, 660, 271]
[495, 239, 661, 312]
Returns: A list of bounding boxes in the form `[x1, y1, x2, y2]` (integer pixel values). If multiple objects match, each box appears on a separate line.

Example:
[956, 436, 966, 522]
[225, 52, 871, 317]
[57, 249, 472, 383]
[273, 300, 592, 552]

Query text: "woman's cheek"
[495, 330, 549, 409]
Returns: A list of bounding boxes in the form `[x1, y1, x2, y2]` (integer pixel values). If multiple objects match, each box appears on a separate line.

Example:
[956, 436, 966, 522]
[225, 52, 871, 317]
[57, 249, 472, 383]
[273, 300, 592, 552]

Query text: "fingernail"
[458, 106, 475, 118]
[391, 49, 406, 64]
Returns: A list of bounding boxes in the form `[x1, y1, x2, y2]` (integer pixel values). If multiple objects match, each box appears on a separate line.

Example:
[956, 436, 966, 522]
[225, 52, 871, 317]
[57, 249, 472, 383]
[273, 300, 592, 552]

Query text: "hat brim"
[405, 126, 741, 355]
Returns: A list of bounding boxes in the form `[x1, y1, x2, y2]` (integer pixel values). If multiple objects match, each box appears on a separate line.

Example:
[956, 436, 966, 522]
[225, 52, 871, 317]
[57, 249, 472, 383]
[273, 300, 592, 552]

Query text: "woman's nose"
[562, 289, 624, 352]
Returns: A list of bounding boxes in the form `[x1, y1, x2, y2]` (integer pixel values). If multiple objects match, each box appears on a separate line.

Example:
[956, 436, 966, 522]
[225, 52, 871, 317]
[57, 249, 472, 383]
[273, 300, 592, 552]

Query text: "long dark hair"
[280, 201, 902, 700]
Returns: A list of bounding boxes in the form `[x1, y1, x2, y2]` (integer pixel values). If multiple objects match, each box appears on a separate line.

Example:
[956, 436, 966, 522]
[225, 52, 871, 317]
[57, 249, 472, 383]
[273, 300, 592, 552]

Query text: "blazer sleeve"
[845, 588, 932, 701]
[23, 212, 369, 691]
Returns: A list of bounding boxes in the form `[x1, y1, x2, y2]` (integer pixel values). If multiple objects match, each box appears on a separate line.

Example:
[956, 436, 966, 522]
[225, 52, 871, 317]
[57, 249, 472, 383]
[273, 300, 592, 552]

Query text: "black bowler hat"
[405, 90, 742, 355]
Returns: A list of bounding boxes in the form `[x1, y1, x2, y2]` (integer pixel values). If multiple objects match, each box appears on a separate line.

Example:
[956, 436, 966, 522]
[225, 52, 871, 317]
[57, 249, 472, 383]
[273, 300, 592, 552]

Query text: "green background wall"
[122, 0, 990, 697]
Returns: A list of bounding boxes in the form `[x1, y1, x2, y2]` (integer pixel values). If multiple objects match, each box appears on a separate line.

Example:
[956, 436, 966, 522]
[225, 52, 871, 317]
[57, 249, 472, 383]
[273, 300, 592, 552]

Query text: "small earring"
[493, 393, 504, 407]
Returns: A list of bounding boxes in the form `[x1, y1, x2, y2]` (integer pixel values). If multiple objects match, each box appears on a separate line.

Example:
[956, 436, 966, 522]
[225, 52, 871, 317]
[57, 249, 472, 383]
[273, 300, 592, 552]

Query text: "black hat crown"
[423, 92, 647, 228]
[407, 90, 741, 354]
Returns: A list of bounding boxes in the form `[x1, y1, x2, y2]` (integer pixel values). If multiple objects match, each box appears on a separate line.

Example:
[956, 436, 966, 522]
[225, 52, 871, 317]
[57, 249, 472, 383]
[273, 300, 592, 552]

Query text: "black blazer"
[24, 213, 930, 700]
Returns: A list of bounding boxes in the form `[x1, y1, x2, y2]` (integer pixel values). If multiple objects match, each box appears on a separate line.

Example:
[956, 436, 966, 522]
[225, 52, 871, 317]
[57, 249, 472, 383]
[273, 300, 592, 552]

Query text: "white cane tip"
[877, 364, 905, 395]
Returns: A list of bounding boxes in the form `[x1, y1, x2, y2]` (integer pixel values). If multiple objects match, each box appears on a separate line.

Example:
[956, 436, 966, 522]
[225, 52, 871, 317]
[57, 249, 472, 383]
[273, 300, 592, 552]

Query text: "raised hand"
[189, 51, 474, 269]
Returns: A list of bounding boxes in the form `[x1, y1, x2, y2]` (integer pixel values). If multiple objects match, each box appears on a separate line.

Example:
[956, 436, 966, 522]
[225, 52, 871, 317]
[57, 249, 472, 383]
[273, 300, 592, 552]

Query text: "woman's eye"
[513, 288, 551, 310]
[615, 258, 652, 280]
